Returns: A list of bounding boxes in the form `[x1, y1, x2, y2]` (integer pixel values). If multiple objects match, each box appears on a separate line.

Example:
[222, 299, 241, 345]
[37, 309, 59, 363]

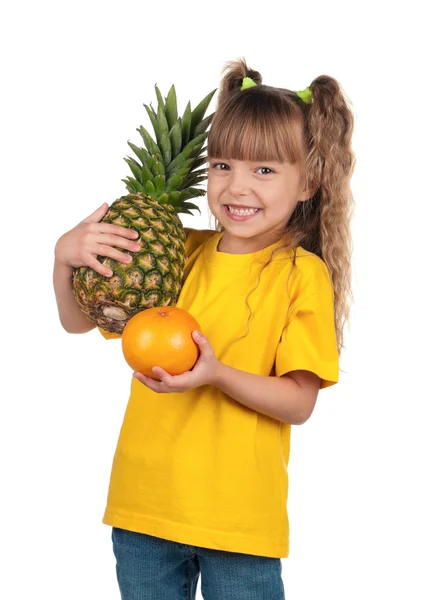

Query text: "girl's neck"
[217, 230, 283, 255]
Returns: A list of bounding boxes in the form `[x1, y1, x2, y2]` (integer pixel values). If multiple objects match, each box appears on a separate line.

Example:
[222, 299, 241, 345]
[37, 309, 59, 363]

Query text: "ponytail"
[215, 58, 263, 111]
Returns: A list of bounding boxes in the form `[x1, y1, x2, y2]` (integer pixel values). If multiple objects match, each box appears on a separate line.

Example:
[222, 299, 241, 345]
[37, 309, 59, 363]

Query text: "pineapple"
[72, 84, 216, 334]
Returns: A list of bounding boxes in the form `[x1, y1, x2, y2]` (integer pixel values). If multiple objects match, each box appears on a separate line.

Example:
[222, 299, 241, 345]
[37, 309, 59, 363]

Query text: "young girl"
[54, 58, 355, 599]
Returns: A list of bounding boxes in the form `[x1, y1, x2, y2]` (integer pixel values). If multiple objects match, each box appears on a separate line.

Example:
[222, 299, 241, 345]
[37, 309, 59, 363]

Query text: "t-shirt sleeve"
[98, 327, 122, 340]
[275, 259, 339, 389]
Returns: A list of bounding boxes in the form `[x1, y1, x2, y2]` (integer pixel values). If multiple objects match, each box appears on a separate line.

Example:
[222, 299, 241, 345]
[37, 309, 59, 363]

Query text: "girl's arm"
[211, 365, 321, 425]
[53, 260, 97, 334]
[135, 332, 321, 425]
[53, 202, 140, 334]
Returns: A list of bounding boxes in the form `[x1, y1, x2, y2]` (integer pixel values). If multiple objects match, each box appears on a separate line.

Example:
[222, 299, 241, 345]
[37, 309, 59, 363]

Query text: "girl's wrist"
[210, 360, 226, 388]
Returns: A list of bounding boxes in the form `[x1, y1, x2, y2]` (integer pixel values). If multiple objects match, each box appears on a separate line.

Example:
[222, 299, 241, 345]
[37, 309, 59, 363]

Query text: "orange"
[121, 306, 201, 380]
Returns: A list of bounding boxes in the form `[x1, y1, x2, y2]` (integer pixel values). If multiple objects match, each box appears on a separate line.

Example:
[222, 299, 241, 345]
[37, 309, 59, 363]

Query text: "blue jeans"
[112, 527, 285, 600]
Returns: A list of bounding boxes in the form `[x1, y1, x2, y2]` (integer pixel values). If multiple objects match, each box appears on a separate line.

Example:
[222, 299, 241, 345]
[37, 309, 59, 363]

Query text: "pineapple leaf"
[165, 85, 178, 130]
[156, 104, 172, 166]
[141, 166, 154, 183]
[168, 191, 182, 204]
[190, 167, 209, 178]
[181, 201, 201, 214]
[169, 119, 182, 159]
[145, 179, 156, 197]
[169, 166, 191, 180]
[191, 154, 208, 171]
[138, 126, 163, 161]
[179, 188, 206, 201]
[144, 104, 161, 145]
[178, 207, 196, 215]
[156, 102, 169, 135]
[165, 173, 183, 192]
[126, 176, 144, 193]
[186, 187, 206, 197]
[156, 159, 165, 176]
[181, 101, 192, 147]
[163, 193, 180, 207]
[189, 142, 206, 160]
[149, 154, 165, 177]
[128, 142, 151, 166]
[148, 104, 158, 119]
[168, 157, 194, 177]
[185, 177, 207, 189]
[122, 178, 137, 194]
[190, 89, 216, 137]
[183, 172, 208, 188]
[157, 193, 169, 204]
[153, 175, 165, 195]
[159, 137, 172, 167]
[124, 157, 142, 182]
[155, 84, 166, 112]
[167, 133, 207, 173]
[189, 133, 208, 153]
[193, 113, 214, 137]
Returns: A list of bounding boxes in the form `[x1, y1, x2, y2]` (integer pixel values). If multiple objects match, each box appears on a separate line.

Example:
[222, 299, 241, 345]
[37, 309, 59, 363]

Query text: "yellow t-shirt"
[98, 228, 339, 558]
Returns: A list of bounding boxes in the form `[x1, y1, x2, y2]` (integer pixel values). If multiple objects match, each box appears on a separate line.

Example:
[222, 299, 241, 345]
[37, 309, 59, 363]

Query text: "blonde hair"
[207, 57, 356, 355]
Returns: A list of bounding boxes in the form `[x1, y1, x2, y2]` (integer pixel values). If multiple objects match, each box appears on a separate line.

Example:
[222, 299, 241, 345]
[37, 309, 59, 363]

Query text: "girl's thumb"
[83, 202, 108, 223]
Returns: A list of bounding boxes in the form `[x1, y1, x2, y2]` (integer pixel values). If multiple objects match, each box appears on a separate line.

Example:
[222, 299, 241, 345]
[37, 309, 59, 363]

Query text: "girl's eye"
[211, 163, 274, 174]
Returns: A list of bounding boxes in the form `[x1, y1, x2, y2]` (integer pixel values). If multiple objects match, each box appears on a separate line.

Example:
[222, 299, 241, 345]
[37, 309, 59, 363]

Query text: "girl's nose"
[228, 173, 252, 197]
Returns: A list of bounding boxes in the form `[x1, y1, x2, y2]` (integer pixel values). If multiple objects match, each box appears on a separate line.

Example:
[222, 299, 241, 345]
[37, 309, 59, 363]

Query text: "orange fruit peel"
[121, 307, 201, 379]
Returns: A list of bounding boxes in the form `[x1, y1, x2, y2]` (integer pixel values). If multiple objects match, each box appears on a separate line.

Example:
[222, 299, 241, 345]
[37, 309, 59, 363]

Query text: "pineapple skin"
[72, 193, 186, 334]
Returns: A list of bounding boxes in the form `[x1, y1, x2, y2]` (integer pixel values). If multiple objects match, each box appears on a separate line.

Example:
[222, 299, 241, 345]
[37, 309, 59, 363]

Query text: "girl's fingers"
[67, 207, 140, 271]
[86, 256, 114, 277]
[134, 373, 161, 392]
[94, 244, 134, 265]
[95, 234, 141, 252]
[82, 206, 138, 240]
[82, 202, 109, 223]
[94, 221, 139, 239]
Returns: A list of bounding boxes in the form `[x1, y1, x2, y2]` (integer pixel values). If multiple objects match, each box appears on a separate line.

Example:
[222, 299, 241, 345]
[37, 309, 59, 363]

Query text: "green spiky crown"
[122, 84, 216, 215]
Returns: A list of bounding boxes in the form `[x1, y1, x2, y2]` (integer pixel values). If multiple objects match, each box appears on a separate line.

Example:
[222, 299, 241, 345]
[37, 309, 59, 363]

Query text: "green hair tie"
[241, 77, 257, 90]
[296, 86, 312, 104]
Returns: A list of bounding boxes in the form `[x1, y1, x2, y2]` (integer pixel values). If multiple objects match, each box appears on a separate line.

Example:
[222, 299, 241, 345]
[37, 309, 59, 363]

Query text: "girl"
[54, 58, 355, 599]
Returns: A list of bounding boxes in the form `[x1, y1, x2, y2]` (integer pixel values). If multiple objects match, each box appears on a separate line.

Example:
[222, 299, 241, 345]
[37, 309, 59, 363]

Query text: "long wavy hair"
[207, 57, 356, 355]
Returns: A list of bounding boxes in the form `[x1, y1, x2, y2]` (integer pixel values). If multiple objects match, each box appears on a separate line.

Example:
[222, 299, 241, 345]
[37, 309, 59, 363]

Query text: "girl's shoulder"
[184, 228, 218, 258]
[287, 246, 333, 296]
[294, 246, 330, 272]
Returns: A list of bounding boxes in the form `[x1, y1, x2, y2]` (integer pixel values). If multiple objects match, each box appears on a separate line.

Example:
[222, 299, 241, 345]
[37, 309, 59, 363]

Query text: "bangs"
[207, 88, 305, 164]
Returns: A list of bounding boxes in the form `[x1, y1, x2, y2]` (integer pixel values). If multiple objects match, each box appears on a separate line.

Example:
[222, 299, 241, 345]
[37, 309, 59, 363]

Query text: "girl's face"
[207, 157, 314, 252]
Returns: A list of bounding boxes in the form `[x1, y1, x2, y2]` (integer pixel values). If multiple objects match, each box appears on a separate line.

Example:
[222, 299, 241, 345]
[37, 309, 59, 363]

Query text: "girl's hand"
[133, 331, 220, 393]
[54, 203, 141, 277]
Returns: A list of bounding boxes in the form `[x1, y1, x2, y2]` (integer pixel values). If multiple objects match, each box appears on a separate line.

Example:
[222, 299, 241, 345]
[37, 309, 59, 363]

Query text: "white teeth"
[227, 206, 260, 216]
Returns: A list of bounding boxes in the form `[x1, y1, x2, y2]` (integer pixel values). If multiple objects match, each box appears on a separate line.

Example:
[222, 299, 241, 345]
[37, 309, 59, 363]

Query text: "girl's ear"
[297, 185, 318, 202]
[297, 169, 318, 202]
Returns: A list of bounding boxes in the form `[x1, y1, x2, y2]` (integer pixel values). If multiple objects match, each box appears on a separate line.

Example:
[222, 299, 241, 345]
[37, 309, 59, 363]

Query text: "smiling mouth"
[225, 205, 262, 216]
[223, 205, 262, 221]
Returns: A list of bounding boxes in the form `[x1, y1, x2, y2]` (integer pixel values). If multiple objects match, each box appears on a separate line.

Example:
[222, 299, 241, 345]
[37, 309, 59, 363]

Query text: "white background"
[1, 0, 437, 598]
